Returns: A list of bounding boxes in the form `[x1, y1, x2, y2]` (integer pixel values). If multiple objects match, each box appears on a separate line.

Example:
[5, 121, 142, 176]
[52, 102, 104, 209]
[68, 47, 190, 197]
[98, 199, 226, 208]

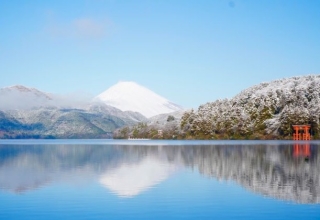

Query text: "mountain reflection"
[0, 143, 319, 203]
[100, 157, 177, 197]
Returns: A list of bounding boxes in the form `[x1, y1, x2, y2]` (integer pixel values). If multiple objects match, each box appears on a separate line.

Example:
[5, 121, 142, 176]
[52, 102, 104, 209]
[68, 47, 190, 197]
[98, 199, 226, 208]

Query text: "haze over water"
[0, 140, 319, 219]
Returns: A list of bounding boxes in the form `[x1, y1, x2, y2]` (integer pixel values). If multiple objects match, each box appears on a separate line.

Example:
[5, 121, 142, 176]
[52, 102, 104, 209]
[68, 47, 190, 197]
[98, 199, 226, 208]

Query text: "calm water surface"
[0, 140, 319, 220]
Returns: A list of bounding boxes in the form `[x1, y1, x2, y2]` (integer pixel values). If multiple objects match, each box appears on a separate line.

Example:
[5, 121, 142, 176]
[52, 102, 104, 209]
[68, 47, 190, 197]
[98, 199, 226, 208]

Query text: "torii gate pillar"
[292, 125, 311, 140]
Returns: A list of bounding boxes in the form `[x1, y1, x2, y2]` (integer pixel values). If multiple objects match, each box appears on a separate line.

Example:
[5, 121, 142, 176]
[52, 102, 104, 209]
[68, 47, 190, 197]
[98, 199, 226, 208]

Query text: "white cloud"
[45, 15, 111, 40]
[0, 85, 93, 110]
[73, 18, 106, 38]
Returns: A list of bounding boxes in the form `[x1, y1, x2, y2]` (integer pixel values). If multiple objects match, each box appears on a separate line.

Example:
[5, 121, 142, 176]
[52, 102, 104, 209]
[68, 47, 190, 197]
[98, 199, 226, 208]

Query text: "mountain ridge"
[0, 82, 183, 138]
[3, 75, 320, 139]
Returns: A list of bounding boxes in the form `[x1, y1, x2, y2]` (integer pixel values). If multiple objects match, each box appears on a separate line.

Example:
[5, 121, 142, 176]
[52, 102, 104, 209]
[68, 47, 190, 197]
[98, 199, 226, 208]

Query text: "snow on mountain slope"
[179, 74, 320, 139]
[0, 85, 93, 110]
[0, 85, 53, 110]
[234, 75, 319, 99]
[95, 82, 183, 118]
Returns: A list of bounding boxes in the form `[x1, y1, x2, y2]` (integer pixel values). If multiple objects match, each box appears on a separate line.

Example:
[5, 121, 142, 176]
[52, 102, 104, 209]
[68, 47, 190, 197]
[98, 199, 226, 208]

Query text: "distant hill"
[0, 85, 148, 139]
[0, 85, 53, 110]
[0, 81, 186, 139]
[115, 75, 320, 139]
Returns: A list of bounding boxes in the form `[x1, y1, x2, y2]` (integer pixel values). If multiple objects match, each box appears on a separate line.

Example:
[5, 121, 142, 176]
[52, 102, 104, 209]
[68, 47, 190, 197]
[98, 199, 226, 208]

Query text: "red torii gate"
[292, 125, 311, 140]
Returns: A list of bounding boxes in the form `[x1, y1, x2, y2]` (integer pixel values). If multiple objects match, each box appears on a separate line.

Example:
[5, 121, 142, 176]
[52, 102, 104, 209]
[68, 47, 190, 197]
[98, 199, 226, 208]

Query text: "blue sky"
[1, 0, 319, 108]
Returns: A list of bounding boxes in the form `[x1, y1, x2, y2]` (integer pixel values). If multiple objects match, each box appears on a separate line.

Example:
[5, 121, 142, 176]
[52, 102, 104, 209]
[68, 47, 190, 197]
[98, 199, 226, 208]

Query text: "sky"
[1, 0, 320, 108]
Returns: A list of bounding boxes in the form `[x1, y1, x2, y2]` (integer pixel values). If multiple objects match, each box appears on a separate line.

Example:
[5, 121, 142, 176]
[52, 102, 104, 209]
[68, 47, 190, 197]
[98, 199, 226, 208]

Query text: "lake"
[0, 140, 319, 219]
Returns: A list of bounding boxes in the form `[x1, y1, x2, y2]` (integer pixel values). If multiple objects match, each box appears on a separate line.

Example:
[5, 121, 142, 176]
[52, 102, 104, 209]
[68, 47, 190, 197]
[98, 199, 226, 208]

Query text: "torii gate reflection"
[293, 143, 311, 159]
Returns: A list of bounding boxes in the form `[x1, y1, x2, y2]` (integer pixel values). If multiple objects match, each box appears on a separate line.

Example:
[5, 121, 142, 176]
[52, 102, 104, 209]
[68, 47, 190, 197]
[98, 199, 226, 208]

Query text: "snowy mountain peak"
[0, 85, 55, 110]
[1, 85, 52, 100]
[95, 81, 182, 118]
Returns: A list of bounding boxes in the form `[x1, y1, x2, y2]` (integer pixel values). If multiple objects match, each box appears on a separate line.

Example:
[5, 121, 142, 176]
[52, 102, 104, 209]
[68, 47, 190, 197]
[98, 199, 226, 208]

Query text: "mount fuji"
[0, 82, 183, 138]
[95, 82, 183, 118]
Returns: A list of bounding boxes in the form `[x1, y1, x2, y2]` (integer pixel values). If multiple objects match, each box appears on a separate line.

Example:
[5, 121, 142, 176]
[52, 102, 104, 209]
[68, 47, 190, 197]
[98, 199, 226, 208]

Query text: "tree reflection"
[0, 143, 319, 203]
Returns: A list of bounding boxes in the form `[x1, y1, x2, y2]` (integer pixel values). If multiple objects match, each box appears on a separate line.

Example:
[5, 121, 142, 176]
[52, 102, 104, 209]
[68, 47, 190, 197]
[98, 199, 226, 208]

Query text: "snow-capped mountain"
[0, 85, 148, 138]
[0, 85, 53, 110]
[0, 85, 95, 110]
[95, 81, 183, 118]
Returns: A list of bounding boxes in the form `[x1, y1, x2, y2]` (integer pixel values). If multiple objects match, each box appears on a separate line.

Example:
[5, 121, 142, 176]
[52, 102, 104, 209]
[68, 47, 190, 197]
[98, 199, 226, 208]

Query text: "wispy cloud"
[73, 18, 106, 38]
[0, 86, 93, 110]
[45, 13, 111, 40]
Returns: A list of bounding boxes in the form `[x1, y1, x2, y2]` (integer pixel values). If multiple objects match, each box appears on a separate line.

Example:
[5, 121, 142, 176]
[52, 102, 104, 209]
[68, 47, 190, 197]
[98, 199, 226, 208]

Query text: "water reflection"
[293, 143, 311, 159]
[100, 157, 177, 197]
[0, 143, 319, 203]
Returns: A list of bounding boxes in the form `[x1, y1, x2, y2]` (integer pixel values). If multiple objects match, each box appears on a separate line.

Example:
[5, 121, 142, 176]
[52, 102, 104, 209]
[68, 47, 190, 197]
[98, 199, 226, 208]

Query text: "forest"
[114, 75, 320, 140]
